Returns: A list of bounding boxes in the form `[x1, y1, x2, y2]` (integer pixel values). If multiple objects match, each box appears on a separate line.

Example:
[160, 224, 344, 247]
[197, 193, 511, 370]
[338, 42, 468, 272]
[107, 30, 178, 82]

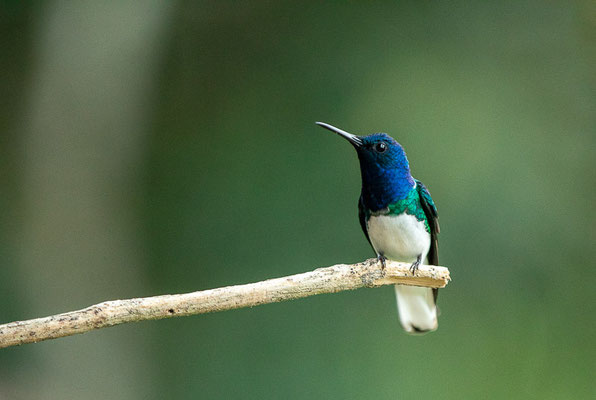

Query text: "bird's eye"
[375, 142, 387, 153]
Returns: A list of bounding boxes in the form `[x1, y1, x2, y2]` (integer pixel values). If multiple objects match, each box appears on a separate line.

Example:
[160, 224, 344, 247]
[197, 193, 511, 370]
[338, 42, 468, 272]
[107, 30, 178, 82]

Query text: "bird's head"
[316, 121, 410, 172]
[316, 121, 415, 209]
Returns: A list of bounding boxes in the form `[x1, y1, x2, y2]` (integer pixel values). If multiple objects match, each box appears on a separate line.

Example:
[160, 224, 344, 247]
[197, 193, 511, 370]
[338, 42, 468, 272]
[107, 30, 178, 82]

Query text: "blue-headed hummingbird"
[317, 122, 440, 334]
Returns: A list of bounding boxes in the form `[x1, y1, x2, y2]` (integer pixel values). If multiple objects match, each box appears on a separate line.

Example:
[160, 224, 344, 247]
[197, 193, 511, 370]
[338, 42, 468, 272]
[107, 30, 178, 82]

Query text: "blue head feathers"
[316, 122, 415, 211]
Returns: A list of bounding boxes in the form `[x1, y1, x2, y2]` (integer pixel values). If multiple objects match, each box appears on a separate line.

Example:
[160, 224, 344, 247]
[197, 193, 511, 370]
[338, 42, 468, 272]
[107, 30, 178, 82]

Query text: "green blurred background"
[1, 1, 595, 399]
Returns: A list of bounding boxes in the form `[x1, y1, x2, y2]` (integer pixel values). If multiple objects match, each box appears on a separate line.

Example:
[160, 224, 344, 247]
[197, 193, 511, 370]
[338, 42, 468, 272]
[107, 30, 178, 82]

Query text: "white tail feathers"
[394, 285, 438, 335]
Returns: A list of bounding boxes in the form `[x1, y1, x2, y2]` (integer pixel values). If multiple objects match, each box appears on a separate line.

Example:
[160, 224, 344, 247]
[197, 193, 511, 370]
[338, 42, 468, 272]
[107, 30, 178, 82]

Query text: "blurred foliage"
[1, 1, 595, 399]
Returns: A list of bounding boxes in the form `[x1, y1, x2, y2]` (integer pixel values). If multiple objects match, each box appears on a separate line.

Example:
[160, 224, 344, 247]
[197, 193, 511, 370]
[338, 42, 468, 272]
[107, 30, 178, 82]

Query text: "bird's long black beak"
[316, 122, 363, 147]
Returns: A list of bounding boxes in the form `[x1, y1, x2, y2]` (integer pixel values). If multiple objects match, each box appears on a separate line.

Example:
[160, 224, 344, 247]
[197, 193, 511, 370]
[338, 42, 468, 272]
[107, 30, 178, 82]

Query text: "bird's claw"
[377, 255, 387, 270]
[409, 255, 422, 275]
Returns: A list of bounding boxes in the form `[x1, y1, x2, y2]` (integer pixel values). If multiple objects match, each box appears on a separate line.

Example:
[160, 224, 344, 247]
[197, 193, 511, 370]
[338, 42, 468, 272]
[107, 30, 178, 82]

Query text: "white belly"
[367, 213, 431, 262]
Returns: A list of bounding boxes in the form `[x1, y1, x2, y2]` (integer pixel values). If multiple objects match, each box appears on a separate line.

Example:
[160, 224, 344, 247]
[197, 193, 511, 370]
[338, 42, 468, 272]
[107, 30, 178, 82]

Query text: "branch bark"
[0, 259, 450, 349]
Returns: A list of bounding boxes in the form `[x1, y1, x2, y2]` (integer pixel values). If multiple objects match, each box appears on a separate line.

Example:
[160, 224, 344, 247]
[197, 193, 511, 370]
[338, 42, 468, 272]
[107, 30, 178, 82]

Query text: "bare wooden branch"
[0, 259, 450, 349]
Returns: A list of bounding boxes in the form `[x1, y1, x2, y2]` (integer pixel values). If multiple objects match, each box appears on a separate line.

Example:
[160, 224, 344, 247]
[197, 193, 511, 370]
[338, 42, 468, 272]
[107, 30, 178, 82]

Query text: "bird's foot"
[377, 254, 387, 270]
[409, 254, 422, 275]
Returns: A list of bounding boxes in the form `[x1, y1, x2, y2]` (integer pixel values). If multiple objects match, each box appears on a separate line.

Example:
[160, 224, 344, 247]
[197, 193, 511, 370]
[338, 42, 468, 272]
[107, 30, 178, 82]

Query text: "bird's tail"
[394, 285, 438, 334]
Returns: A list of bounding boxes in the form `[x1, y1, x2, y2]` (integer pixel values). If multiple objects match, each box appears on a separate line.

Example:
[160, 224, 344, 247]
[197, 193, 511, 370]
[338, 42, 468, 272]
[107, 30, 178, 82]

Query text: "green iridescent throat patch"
[370, 188, 430, 232]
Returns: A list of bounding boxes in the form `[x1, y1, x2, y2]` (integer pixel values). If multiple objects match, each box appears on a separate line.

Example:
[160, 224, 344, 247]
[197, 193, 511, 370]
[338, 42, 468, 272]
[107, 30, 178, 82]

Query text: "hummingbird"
[317, 121, 440, 334]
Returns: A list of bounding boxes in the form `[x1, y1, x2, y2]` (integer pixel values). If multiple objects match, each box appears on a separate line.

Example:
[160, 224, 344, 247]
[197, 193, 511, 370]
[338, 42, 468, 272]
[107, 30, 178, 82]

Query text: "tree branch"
[0, 259, 450, 349]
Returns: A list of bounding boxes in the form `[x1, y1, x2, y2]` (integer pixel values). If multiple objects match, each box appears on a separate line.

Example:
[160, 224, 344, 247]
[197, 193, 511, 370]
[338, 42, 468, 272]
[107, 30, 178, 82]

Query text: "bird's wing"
[415, 179, 439, 265]
[358, 195, 374, 251]
[415, 179, 440, 303]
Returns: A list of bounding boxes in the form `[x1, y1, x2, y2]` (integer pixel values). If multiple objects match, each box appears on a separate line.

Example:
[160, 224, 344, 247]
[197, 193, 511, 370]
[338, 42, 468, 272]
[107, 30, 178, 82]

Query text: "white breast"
[367, 213, 431, 263]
